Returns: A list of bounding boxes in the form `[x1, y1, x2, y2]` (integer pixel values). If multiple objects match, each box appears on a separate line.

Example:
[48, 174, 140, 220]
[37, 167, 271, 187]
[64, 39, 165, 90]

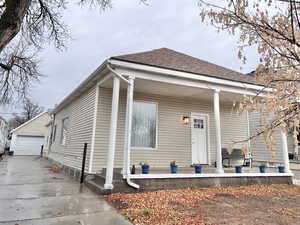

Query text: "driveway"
[0, 156, 131, 225]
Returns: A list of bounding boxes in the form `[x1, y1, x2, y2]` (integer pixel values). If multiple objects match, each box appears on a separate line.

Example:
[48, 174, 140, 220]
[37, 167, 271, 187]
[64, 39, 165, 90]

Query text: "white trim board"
[109, 59, 268, 92]
[126, 173, 294, 179]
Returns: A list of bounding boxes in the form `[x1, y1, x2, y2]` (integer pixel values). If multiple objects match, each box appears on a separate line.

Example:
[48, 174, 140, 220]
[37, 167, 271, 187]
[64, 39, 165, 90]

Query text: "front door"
[191, 114, 208, 164]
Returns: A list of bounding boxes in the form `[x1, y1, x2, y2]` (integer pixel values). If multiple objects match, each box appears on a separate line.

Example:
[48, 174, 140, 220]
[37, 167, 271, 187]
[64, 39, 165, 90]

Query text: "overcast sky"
[2, 0, 259, 119]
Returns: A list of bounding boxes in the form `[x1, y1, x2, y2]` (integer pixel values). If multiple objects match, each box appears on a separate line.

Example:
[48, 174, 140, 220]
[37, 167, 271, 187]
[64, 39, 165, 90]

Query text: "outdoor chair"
[222, 148, 245, 167]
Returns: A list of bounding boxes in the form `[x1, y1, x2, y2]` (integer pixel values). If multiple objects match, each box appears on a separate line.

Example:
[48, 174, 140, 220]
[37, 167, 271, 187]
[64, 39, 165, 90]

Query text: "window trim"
[60, 117, 69, 146]
[52, 124, 57, 143]
[131, 100, 158, 150]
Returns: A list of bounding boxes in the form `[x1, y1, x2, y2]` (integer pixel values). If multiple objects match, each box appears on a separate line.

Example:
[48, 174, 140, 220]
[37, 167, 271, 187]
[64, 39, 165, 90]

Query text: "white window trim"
[60, 117, 69, 146]
[131, 100, 158, 150]
[52, 124, 57, 143]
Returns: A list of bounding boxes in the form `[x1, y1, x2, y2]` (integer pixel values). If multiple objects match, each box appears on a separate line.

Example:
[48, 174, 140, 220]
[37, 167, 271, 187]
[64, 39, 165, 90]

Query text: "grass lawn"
[105, 184, 300, 225]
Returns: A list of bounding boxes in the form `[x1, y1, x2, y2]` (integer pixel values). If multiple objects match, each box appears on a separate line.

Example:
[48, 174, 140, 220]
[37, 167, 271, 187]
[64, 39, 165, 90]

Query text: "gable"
[13, 113, 51, 137]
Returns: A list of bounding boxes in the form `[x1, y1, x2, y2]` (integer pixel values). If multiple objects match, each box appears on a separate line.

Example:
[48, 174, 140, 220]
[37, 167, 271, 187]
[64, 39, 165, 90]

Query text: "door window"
[193, 119, 204, 129]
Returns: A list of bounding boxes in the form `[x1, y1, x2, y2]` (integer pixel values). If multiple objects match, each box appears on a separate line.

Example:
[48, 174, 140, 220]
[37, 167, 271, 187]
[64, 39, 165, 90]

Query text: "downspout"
[106, 63, 140, 189]
[107, 63, 131, 85]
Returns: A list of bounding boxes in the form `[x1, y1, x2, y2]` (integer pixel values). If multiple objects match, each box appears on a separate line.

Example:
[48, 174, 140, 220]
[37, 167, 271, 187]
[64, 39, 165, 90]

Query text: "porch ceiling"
[101, 77, 245, 103]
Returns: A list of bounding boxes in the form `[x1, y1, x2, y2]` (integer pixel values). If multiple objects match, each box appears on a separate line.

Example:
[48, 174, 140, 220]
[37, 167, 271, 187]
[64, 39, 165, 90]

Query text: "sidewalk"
[0, 156, 131, 225]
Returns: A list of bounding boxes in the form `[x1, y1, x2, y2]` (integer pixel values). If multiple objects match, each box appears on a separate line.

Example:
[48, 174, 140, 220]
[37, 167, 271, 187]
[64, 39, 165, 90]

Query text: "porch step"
[85, 179, 111, 195]
[85, 173, 135, 194]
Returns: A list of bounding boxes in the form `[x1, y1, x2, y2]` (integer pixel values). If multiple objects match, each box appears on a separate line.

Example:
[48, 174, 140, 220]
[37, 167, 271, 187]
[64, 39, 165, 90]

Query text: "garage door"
[14, 136, 45, 155]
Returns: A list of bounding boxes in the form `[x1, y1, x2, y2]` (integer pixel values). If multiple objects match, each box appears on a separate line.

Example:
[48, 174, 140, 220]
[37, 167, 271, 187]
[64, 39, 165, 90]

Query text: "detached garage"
[10, 112, 51, 156]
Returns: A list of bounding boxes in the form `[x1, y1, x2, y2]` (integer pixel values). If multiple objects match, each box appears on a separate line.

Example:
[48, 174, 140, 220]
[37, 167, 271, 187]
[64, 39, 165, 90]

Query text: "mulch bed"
[105, 184, 300, 225]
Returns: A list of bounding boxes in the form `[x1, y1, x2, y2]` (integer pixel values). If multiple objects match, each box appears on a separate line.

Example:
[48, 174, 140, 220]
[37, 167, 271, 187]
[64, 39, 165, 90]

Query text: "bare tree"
[0, 0, 128, 104]
[8, 97, 44, 130]
[199, 0, 300, 154]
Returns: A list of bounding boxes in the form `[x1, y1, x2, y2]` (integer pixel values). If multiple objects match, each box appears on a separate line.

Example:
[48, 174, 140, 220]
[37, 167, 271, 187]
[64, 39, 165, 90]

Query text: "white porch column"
[104, 76, 120, 189]
[281, 131, 292, 173]
[213, 89, 224, 173]
[123, 76, 135, 176]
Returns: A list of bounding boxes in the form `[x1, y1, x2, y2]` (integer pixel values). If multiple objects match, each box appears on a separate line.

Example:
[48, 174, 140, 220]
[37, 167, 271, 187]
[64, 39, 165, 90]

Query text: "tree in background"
[0, 0, 141, 104]
[8, 98, 44, 130]
[199, 0, 300, 155]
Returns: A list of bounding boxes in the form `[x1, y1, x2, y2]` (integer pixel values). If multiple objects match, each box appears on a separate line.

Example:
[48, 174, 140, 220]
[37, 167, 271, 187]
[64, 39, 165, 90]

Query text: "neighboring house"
[47, 48, 291, 190]
[0, 116, 8, 154]
[10, 112, 51, 155]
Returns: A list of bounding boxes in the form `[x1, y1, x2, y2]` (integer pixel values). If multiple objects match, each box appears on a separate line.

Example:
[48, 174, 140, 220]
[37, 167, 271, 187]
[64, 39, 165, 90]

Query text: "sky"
[1, 0, 259, 119]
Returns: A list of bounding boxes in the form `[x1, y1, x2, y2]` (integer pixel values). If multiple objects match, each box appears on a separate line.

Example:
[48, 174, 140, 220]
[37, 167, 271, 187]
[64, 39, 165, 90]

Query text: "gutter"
[109, 58, 271, 92]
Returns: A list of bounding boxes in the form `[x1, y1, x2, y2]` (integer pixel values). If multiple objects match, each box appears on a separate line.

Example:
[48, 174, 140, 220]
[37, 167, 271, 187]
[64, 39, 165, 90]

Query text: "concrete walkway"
[0, 156, 131, 225]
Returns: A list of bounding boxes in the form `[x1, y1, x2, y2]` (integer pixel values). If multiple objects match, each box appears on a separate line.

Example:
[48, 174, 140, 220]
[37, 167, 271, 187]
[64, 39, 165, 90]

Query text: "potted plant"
[278, 164, 285, 173]
[191, 162, 202, 174]
[235, 165, 242, 173]
[259, 162, 267, 173]
[140, 162, 150, 174]
[170, 161, 178, 174]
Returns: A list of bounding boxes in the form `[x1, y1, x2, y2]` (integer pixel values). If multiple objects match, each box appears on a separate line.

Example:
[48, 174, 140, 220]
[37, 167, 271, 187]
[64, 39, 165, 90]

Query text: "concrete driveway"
[0, 156, 131, 225]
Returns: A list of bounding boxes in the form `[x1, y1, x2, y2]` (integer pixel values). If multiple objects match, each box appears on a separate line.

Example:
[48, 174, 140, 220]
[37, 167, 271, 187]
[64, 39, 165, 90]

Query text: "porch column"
[213, 89, 224, 173]
[281, 131, 292, 173]
[104, 76, 120, 189]
[123, 76, 135, 176]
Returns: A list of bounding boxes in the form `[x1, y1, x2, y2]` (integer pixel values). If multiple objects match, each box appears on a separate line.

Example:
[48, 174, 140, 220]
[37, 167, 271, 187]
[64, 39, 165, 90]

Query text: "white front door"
[191, 114, 208, 164]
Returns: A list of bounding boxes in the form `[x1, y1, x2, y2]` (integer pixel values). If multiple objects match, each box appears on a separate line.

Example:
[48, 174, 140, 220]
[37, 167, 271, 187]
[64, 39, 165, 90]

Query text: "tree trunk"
[0, 0, 31, 53]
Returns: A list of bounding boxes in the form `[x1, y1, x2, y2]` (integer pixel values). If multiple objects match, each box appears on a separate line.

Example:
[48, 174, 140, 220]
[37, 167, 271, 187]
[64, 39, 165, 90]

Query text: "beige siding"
[14, 113, 50, 137]
[249, 112, 284, 162]
[49, 85, 96, 170]
[287, 134, 295, 154]
[92, 88, 249, 171]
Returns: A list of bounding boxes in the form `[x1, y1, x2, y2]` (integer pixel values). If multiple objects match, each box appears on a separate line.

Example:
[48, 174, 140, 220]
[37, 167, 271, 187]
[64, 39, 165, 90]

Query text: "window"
[193, 119, 204, 129]
[131, 101, 157, 149]
[60, 118, 70, 145]
[52, 125, 57, 143]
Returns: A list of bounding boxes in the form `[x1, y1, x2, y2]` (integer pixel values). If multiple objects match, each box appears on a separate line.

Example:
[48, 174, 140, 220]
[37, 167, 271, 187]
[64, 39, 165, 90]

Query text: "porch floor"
[131, 165, 280, 174]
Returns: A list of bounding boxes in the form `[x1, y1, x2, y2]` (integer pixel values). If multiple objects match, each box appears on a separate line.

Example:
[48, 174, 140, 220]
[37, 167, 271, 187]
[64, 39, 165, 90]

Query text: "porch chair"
[222, 148, 245, 168]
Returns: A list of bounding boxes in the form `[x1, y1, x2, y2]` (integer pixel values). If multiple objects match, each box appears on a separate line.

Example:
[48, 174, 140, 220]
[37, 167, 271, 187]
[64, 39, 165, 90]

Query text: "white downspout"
[125, 76, 139, 189]
[108, 64, 139, 189]
[107, 63, 131, 85]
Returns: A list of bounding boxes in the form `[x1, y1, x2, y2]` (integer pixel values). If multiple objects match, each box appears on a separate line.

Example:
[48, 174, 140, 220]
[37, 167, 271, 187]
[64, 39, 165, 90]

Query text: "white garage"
[10, 112, 51, 156]
[13, 136, 45, 155]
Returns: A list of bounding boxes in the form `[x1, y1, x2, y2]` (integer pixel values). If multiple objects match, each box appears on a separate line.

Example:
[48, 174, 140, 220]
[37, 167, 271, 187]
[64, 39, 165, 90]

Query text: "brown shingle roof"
[111, 48, 259, 85]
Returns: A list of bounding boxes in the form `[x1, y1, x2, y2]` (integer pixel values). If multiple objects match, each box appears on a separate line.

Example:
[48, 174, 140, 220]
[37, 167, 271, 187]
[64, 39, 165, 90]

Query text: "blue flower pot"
[235, 166, 242, 173]
[170, 165, 178, 174]
[278, 166, 285, 173]
[141, 165, 150, 174]
[194, 165, 202, 174]
[259, 166, 266, 173]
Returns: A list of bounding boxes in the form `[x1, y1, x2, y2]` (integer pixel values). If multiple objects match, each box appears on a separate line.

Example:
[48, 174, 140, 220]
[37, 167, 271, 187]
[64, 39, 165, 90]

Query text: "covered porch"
[94, 62, 292, 191]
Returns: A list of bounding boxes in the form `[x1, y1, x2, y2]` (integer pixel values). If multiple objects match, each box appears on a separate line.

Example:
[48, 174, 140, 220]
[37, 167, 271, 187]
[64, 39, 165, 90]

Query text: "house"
[47, 48, 292, 191]
[0, 116, 8, 154]
[10, 112, 51, 155]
